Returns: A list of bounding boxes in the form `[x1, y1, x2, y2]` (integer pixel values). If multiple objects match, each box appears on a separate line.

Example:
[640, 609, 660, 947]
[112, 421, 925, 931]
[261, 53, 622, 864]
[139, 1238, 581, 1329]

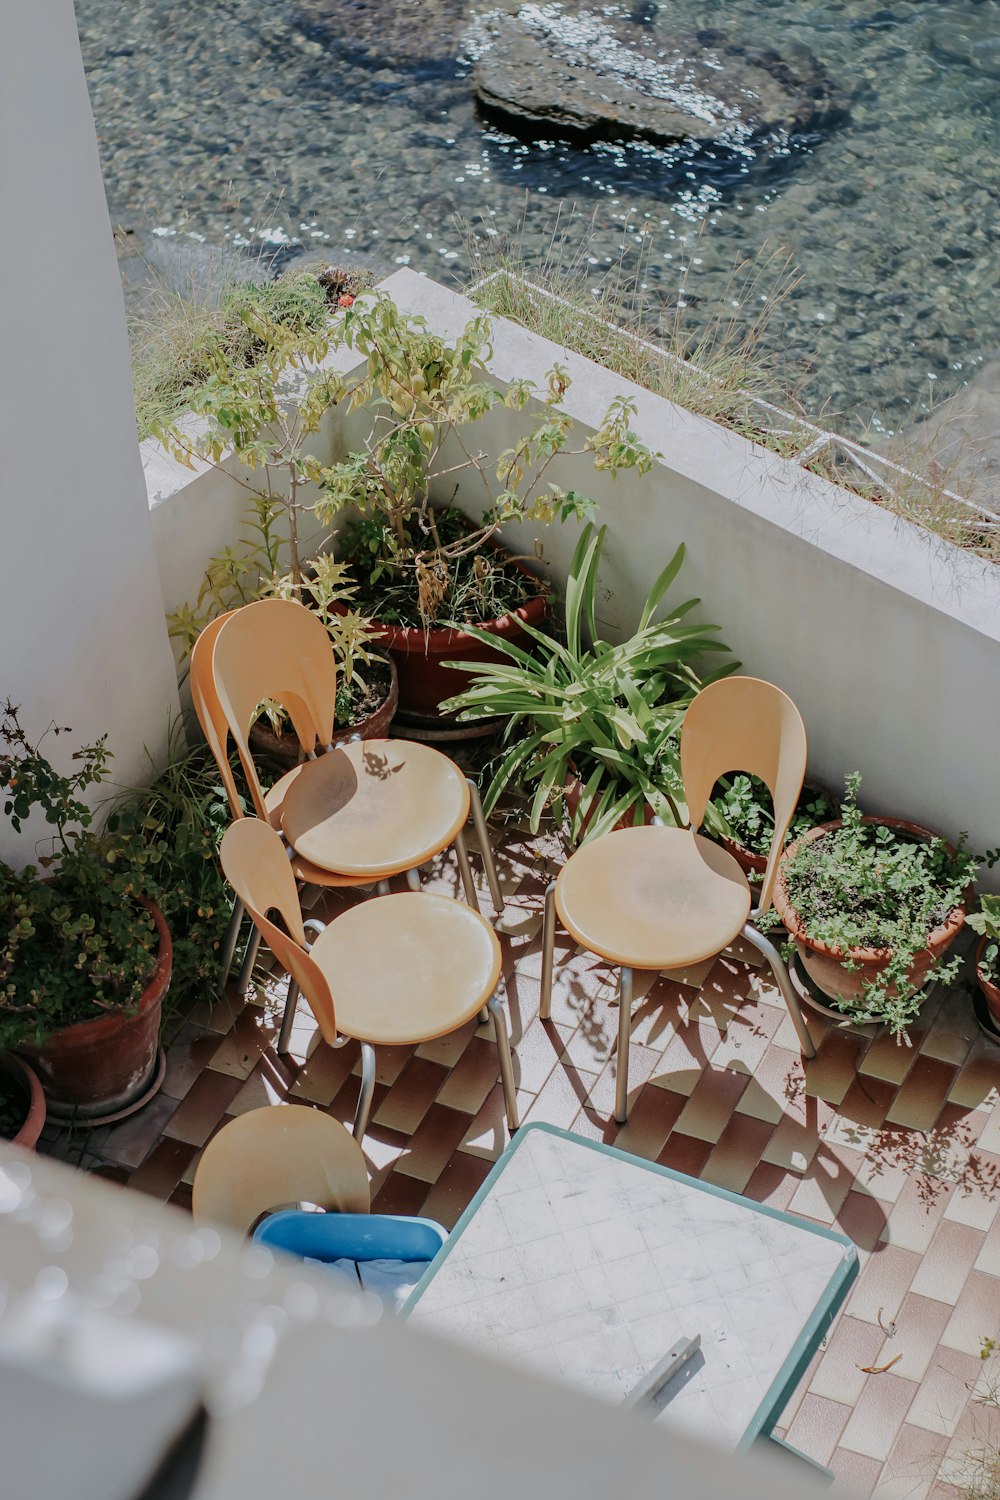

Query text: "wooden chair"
[218, 817, 519, 1142]
[540, 676, 817, 1123]
[191, 1104, 371, 1233]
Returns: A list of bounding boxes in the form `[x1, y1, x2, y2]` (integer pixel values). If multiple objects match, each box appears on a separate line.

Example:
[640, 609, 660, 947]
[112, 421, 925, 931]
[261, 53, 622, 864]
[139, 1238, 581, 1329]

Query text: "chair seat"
[310, 892, 501, 1045]
[264, 774, 370, 889]
[276, 739, 471, 878]
[555, 825, 752, 971]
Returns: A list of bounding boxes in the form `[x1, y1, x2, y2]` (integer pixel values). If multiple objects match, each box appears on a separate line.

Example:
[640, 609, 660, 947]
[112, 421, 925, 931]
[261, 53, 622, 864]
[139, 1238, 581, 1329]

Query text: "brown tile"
[877, 1423, 951, 1500]
[743, 1162, 799, 1212]
[646, 1018, 715, 1097]
[778, 1348, 824, 1430]
[862, 1032, 920, 1087]
[415, 1018, 477, 1068]
[702, 1114, 776, 1195]
[418, 1152, 494, 1231]
[373, 1057, 448, 1134]
[974, 1213, 1000, 1275]
[837, 1076, 899, 1132]
[734, 1044, 805, 1125]
[887, 1057, 959, 1133]
[371, 1170, 430, 1218]
[289, 1041, 358, 1106]
[128, 1138, 198, 1202]
[942, 1154, 1000, 1232]
[948, 1053, 1000, 1111]
[586, 1041, 663, 1122]
[459, 1081, 535, 1162]
[526, 1058, 599, 1131]
[511, 1018, 569, 1095]
[168, 1183, 194, 1214]
[836, 1191, 893, 1254]
[395, 1104, 474, 1185]
[789, 1144, 864, 1225]
[978, 1102, 1000, 1156]
[90, 1093, 181, 1169]
[845, 1245, 922, 1327]
[939, 1269, 1000, 1354]
[910, 1220, 986, 1305]
[805, 1031, 869, 1107]
[351, 1043, 417, 1089]
[809, 1315, 887, 1405]
[839, 1371, 920, 1461]
[655, 1132, 712, 1178]
[672, 1064, 750, 1144]
[161, 1023, 223, 1101]
[828, 1446, 883, 1494]
[611, 1084, 686, 1163]
[907, 1347, 981, 1436]
[228, 1058, 294, 1115]
[881, 1176, 954, 1256]
[209, 1005, 279, 1079]
[761, 1099, 834, 1175]
[919, 988, 976, 1067]
[163, 1069, 246, 1147]
[879, 1293, 957, 1382]
[784, 1393, 852, 1468]
[436, 1036, 507, 1115]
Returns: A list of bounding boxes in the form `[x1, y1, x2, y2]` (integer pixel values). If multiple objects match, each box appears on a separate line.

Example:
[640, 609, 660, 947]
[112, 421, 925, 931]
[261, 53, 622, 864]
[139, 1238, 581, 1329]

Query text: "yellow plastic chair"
[218, 816, 519, 1142]
[540, 676, 817, 1123]
[189, 611, 383, 1006]
[191, 1104, 371, 1233]
[210, 595, 504, 896]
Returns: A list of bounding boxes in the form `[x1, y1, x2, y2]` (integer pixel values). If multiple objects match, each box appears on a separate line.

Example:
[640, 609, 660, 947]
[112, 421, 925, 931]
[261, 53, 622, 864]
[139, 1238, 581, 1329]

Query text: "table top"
[278, 738, 469, 876]
[405, 1125, 857, 1452]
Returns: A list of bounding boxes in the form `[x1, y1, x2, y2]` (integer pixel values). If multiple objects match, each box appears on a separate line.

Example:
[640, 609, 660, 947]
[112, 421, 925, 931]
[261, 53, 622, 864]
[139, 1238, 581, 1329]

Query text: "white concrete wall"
[0, 3, 179, 863]
[141, 268, 1000, 865]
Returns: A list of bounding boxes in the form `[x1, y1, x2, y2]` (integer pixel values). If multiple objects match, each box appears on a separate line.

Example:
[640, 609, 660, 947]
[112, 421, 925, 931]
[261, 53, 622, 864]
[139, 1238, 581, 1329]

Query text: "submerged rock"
[469, 4, 840, 152]
[292, 0, 472, 71]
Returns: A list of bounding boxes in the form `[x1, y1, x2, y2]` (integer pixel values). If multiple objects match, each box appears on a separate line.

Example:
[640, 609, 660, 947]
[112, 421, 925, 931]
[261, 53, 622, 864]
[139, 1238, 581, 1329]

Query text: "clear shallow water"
[76, 0, 1000, 433]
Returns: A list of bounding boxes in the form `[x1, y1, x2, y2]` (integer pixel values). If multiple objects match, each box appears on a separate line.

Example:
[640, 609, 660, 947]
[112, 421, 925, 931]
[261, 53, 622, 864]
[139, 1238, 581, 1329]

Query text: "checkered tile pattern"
[38, 818, 1000, 1499]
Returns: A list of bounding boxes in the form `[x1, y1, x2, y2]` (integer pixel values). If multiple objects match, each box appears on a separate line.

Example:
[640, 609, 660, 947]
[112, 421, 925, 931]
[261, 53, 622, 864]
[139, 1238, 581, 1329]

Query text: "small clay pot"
[716, 780, 840, 882]
[774, 817, 967, 1011]
[20, 899, 171, 1118]
[249, 657, 399, 770]
[975, 936, 1000, 1031]
[563, 766, 653, 842]
[0, 1054, 46, 1149]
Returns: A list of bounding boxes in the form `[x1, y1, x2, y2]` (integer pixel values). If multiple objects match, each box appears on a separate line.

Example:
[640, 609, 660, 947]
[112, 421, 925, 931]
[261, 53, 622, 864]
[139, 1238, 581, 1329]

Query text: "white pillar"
[0, 1, 180, 863]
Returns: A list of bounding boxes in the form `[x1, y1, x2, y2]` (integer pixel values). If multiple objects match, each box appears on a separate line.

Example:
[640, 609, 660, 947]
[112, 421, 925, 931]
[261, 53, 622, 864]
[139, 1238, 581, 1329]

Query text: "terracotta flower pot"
[975, 936, 1000, 1031]
[773, 817, 967, 1012]
[377, 583, 547, 722]
[0, 1054, 46, 1149]
[563, 767, 653, 842]
[249, 657, 399, 769]
[716, 781, 840, 883]
[20, 899, 172, 1119]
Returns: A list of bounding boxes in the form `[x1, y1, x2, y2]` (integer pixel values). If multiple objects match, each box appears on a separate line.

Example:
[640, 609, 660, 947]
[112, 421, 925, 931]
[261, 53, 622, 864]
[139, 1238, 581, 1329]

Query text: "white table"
[405, 1125, 857, 1453]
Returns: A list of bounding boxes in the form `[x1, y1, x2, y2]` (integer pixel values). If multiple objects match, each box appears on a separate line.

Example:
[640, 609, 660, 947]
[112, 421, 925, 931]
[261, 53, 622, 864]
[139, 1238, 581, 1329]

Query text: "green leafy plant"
[969, 894, 1000, 984]
[317, 292, 655, 629]
[441, 523, 735, 842]
[713, 775, 839, 860]
[0, 704, 160, 1051]
[778, 773, 980, 1038]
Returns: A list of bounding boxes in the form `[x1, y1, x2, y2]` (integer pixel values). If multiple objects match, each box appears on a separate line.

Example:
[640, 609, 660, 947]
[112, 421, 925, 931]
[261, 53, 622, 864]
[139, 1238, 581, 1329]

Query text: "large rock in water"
[293, 0, 472, 70]
[469, 5, 839, 151]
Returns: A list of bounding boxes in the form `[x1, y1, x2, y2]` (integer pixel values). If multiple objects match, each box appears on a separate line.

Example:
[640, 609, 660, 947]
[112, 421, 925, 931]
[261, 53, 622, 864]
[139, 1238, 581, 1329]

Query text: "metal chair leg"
[216, 896, 245, 998]
[454, 828, 481, 911]
[404, 866, 422, 892]
[277, 978, 300, 1055]
[352, 1042, 377, 1141]
[488, 994, 519, 1133]
[614, 966, 634, 1124]
[375, 879, 390, 896]
[742, 922, 817, 1060]
[540, 880, 557, 1020]
[236, 926, 262, 994]
[467, 778, 505, 914]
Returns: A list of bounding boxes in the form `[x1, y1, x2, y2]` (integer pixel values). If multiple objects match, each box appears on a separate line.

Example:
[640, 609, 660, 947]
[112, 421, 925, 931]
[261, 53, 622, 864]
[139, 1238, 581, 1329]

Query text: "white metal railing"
[468, 270, 1000, 542]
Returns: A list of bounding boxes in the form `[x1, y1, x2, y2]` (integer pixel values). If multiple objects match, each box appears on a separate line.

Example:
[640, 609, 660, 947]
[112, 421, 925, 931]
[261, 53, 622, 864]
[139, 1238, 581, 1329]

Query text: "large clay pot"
[0, 1054, 46, 1149]
[249, 657, 399, 770]
[774, 818, 967, 1011]
[21, 899, 171, 1119]
[716, 781, 840, 883]
[373, 552, 547, 722]
[975, 936, 1000, 1031]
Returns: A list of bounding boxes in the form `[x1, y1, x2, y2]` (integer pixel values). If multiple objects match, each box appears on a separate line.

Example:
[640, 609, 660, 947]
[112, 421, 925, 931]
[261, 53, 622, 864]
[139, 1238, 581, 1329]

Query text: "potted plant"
[0, 704, 172, 1119]
[711, 774, 839, 881]
[0, 1053, 45, 1148]
[441, 523, 735, 842]
[772, 773, 979, 1041]
[317, 293, 654, 720]
[169, 502, 395, 765]
[969, 894, 1000, 1031]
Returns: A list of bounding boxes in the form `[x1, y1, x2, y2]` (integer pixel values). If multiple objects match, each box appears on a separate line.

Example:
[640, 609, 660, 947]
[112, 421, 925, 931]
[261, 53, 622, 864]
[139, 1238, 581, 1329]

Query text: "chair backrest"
[189, 611, 243, 820]
[219, 817, 339, 1046]
[213, 598, 339, 818]
[192, 1105, 371, 1233]
[680, 676, 807, 915]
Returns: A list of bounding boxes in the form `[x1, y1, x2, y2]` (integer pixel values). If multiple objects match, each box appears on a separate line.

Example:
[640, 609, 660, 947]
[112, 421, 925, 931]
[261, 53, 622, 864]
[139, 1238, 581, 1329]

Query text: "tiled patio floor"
[40, 820, 1000, 1499]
